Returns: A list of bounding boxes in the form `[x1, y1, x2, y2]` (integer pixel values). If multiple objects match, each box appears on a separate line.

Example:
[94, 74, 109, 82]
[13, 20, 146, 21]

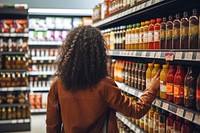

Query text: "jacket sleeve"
[46, 77, 62, 133]
[105, 77, 157, 119]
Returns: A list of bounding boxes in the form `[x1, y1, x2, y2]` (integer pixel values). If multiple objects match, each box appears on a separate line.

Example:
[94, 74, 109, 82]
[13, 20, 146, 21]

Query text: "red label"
[197, 89, 200, 101]
[174, 85, 184, 98]
[166, 83, 173, 94]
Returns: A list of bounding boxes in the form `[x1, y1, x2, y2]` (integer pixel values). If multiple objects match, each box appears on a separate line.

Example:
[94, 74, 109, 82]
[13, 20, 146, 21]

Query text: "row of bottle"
[0, 91, 27, 104]
[0, 55, 28, 70]
[0, 72, 28, 87]
[109, 59, 200, 111]
[29, 76, 51, 88]
[123, 93, 200, 133]
[29, 64, 57, 72]
[103, 9, 199, 50]
[29, 93, 47, 109]
[30, 48, 58, 57]
[0, 106, 30, 120]
[117, 120, 134, 133]
[0, 38, 28, 52]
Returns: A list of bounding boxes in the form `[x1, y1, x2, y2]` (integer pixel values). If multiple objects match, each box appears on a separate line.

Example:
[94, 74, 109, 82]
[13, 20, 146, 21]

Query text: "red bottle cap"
[156, 18, 162, 23]
[150, 19, 156, 24]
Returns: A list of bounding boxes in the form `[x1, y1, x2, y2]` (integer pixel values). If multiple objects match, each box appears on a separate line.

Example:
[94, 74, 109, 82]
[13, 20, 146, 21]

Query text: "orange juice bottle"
[160, 64, 169, 100]
[143, 21, 150, 49]
[152, 64, 160, 97]
[146, 63, 153, 88]
[131, 24, 136, 49]
[135, 23, 140, 49]
[139, 22, 145, 49]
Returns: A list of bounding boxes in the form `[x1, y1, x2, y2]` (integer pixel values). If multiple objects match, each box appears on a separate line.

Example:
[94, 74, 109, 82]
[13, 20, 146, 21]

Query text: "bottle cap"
[175, 13, 180, 19]
[136, 23, 140, 27]
[168, 15, 173, 21]
[156, 18, 162, 23]
[132, 24, 136, 28]
[163, 64, 168, 68]
[150, 19, 156, 23]
[143, 63, 147, 67]
[154, 64, 160, 67]
[148, 63, 153, 67]
[145, 21, 150, 25]
[162, 17, 166, 22]
[183, 11, 188, 17]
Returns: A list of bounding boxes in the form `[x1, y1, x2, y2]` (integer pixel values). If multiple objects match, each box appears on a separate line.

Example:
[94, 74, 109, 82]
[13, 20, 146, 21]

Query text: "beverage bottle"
[160, 64, 169, 100]
[139, 22, 145, 49]
[154, 18, 162, 49]
[181, 120, 193, 133]
[115, 27, 120, 49]
[127, 62, 132, 86]
[131, 24, 136, 49]
[143, 21, 150, 49]
[110, 60, 115, 79]
[134, 63, 138, 89]
[124, 61, 129, 84]
[114, 60, 118, 81]
[180, 11, 189, 49]
[184, 67, 196, 108]
[160, 17, 167, 49]
[122, 60, 126, 82]
[146, 63, 153, 88]
[141, 63, 147, 91]
[118, 26, 122, 49]
[137, 63, 143, 90]
[110, 28, 115, 50]
[166, 113, 175, 133]
[122, 26, 126, 49]
[148, 106, 155, 133]
[148, 19, 156, 49]
[153, 107, 160, 133]
[135, 23, 140, 49]
[174, 65, 185, 105]
[152, 64, 160, 97]
[144, 112, 149, 132]
[128, 25, 132, 49]
[166, 65, 176, 102]
[140, 115, 144, 130]
[159, 110, 167, 133]
[166, 16, 173, 49]
[196, 72, 200, 111]
[173, 14, 181, 49]
[131, 62, 135, 87]
[125, 25, 130, 49]
[189, 9, 199, 49]
[173, 116, 183, 133]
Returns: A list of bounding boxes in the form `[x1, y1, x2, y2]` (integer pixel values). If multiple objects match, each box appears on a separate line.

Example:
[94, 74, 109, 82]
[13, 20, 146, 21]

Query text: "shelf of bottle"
[0, 7, 28, 16]
[29, 71, 55, 75]
[115, 81, 200, 126]
[0, 86, 30, 92]
[0, 33, 28, 37]
[106, 50, 200, 62]
[0, 51, 27, 55]
[0, 118, 30, 124]
[0, 101, 30, 107]
[0, 69, 27, 72]
[28, 41, 63, 45]
[31, 56, 57, 61]
[30, 87, 50, 92]
[116, 113, 145, 133]
[93, 0, 166, 27]
[30, 108, 47, 114]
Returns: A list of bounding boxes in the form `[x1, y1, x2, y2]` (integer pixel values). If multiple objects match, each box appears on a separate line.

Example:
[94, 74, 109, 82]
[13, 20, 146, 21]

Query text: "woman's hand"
[149, 70, 161, 91]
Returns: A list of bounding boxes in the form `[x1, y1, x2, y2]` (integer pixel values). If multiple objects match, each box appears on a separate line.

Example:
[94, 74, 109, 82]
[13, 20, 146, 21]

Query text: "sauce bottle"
[154, 18, 162, 49]
[196, 72, 200, 111]
[148, 106, 155, 133]
[173, 14, 181, 49]
[143, 21, 150, 49]
[166, 113, 175, 133]
[17, 106, 21, 119]
[166, 16, 173, 49]
[135, 23, 140, 49]
[181, 11, 189, 49]
[161, 17, 167, 49]
[141, 63, 147, 91]
[184, 67, 196, 108]
[159, 110, 167, 133]
[140, 116, 144, 130]
[131, 62, 135, 87]
[148, 19, 156, 49]
[128, 25, 133, 49]
[146, 63, 153, 88]
[118, 26, 122, 49]
[131, 24, 136, 49]
[125, 25, 130, 49]
[166, 65, 176, 102]
[110, 59, 115, 79]
[7, 107, 12, 119]
[12, 107, 16, 119]
[174, 65, 185, 105]
[181, 120, 193, 133]
[153, 107, 160, 133]
[134, 63, 138, 89]
[1, 107, 6, 120]
[160, 64, 169, 100]
[189, 9, 199, 49]
[114, 60, 118, 81]
[137, 63, 143, 90]
[115, 27, 119, 49]
[5, 56, 11, 69]
[110, 28, 115, 50]
[173, 116, 183, 133]
[152, 64, 160, 97]
[139, 22, 145, 49]
[122, 26, 126, 49]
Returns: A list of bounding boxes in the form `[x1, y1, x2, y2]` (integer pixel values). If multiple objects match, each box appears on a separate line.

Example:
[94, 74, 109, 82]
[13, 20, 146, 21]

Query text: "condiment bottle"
[166, 65, 176, 102]
[135, 23, 140, 49]
[181, 11, 189, 49]
[174, 65, 185, 105]
[143, 21, 150, 49]
[184, 67, 196, 108]
[134, 63, 139, 89]
[115, 27, 119, 49]
[173, 116, 183, 133]
[137, 63, 143, 90]
[141, 64, 147, 91]
[181, 120, 193, 133]
[189, 9, 199, 49]
[148, 106, 155, 133]
[131, 62, 135, 87]
[22, 105, 26, 118]
[139, 22, 145, 49]
[153, 107, 160, 133]
[127, 62, 132, 86]
[118, 26, 122, 49]
[124, 61, 128, 84]
[110, 28, 115, 50]
[152, 64, 160, 97]
[12, 107, 16, 119]
[122, 26, 126, 49]
[148, 19, 156, 49]
[173, 14, 181, 49]
[146, 63, 153, 88]
[160, 17, 167, 49]
[125, 25, 130, 49]
[160, 64, 169, 100]
[131, 24, 136, 49]
[196, 72, 200, 111]
[154, 18, 162, 49]
[1, 107, 6, 120]
[5, 56, 11, 69]
[166, 16, 173, 49]
[159, 110, 167, 133]
[110, 59, 115, 79]
[17, 106, 21, 119]
[166, 113, 175, 133]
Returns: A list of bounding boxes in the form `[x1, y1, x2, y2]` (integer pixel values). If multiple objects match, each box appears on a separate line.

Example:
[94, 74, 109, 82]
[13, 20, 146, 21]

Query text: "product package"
[46, 17, 55, 29]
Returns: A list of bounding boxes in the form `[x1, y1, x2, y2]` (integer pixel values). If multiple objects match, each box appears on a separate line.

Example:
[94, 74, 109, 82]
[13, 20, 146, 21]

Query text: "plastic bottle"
[148, 106, 155, 133]
[146, 63, 153, 88]
[152, 64, 160, 97]
[143, 21, 150, 49]
[180, 11, 189, 49]
[153, 107, 160, 133]
[166, 113, 175, 133]
[173, 14, 181, 49]
[154, 18, 162, 49]
[159, 110, 167, 133]
[196, 72, 200, 111]
[141, 64, 147, 91]
[139, 22, 145, 49]
[173, 116, 183, 133]
[148, 19, 156, 49]
[166, 16, 173, 49]
[135, 23, 140, 49]
[181, 120, 193, 133]
[160, 17, 167, 49]
[160, 64, 169, 100]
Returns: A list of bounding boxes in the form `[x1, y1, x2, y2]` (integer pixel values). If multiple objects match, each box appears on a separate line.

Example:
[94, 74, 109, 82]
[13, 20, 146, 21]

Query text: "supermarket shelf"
[31, 108, 47, 114]
[0, 51, 27, 55]
[0, 33, 28, 37]
[116, 113, 145, 133]
[0, 69, 27, 72]
[29, 28, 71, 31]
[31, 56, 57, 60]
[106, 50, 200, 62]
[29, 71, 55, 75]
[0, 8, 28, 16]
[30, 87, 50, 91]
[116, 81, 200, 126]
[0, 101, 30, 107]
[0, 86, 30, 92]
[0, 119, 30, 124]
[28, 41, 63, 45]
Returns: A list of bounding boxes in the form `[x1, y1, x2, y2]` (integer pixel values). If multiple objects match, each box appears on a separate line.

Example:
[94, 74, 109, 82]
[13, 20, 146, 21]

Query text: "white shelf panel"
[30, 87, 50, 91]
[0, 33, 28, 37]
[0, 87, 29, 91]
[29, 71, 55, 75]
[28, 41, 63, 45]
[0, 119, 30, 124]
[31, 56, 57, 60]
[30, 108, 47, 113]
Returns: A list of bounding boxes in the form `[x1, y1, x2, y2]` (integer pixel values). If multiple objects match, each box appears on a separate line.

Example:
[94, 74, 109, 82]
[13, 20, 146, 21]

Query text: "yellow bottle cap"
[163, 64, 169, 68]
[154, 64, 160, 67]
[148, 63, 153, 67]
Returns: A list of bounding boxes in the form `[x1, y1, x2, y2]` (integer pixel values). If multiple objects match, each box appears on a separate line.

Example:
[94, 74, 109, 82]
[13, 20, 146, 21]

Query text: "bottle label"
[181, 26, 189, 38]
[139, 32, 143, 43]
[166, 29, 172, 39]
[143, 32, 148, 43]
[196, 89, 200, 101]
[166, 125, 173, 133]
[154, 30, 160, 42]
[161, 29, 166, 40]
[149, 118, 153, 128]
[166, 83, 173, 95]
[173, 27, 180, 39]
[146, 78, 151, 88]
[135, 33, 139, 43]
[184, 86, 188, 98]
[160, 80, 166, 93]
[190, 23, 199, 36]
[159, 123, 166, 133]
[148, 31, 153, 42]
[174, 85, 184, 98]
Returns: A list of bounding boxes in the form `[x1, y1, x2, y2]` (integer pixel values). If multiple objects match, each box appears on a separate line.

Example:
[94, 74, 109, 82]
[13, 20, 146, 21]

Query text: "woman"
[46, 26, 160, 133]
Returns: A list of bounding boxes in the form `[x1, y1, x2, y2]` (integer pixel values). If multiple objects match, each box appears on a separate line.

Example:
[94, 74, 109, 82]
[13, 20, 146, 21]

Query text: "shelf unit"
[31, 56, 57, 61]
[28, 41, 63, 45]
[0, 86, 29, 92]
[0, 33, 29, 37]
[31, 108, 47, 114]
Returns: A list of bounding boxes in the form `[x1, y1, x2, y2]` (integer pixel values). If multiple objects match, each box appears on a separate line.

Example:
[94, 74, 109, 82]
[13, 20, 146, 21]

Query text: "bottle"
[153, 107, 160, 133]
[173, 116, 183, 133]
[196, 73, 200, 111]
[125, 25, 130, 49]
[135, 23, 140, 49]
[160, 17, 167, 49]
[166, 65, 176, 102]
[140, 115, 144, 130]
[154, 18, 162, 49]
[181, 120, 193, 133]
[141, 64, 147, 91]
[134, 63, 138, 89]
[160, 64, 169, 100]
[174, 65, 185, 105]
[148, 19, 156, 49]
[122, 26, 126, 49]
[143, 21, 150, 49]
[127, 62, 132, 86]
[110, 28, 115, 50]
[114, 60, 118, 81]
[148, 106, 155, 133]
[152, 64, 160, 97]
[146, 63, 153, 88]
[1, 107, 6, 120]
[118, 26, 122, 49]
[166, 16, 173, 49]
[144, 112, 149, 132]
[110, 59, 115, 79]
[184, 67, 196, 108]
[139, 22, 145, 49]
[189, 9, 199, 49]
[166, 113, 175, 133]
[7, 107, 12, 119]
[159, 110, 167, 133]
[115, 27, 119, 49]
[180, 11, 189, 49]
[12, 107, 16, 119]
[173, 14, 181, 49]
[124, 61, 129, 84]
[137, 63, 143, 90]
[131, 24, 136, 49]
[131, 62, 135, 87]
[128, 25, 132, 49]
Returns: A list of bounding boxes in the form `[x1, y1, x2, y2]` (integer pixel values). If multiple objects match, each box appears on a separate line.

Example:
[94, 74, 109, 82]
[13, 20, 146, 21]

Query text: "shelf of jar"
[115, 81, 200, 126]
[0, 33, 28, 37]
[0, 101, 30, 107]
[106, 50, 200, 62]
[31, 56, 57, 61]
[28, 41, 63, 45]
[0, 51, 28, 55]
[0, 69, 27, 72]
[116, 113, 145, 133]
[30, 108, 47, 114]
[30, 87, 50, 92]
[29, 71, 55, 75]
[0, 86, 30, 92]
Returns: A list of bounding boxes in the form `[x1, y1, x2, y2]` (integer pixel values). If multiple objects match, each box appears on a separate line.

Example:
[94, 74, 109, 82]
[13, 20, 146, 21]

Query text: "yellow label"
[166, 29, 172, 38]
[190, 24, 199, 35]
[181, 26, 189, 37]
[173, 28, 180, 38]
[161, 29, 165, 39]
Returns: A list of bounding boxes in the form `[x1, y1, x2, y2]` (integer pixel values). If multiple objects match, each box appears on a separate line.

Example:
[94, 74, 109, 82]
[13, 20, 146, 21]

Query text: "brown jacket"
[46, 76, 157, 133]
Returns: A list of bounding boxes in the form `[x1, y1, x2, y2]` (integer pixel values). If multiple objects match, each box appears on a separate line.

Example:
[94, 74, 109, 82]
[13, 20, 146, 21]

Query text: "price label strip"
[141, 51, 147, 57]
[150, 52, 155, 58]
[175, 52, 183, 60]
[196, 52, 200, 60]
[184, 111, 194, 121]
[155, 99, 162, 107]
[155, 52, 161, 58]
[130, 89, 136, 95]
[194, 114, 200, 124]
[162, 102, 169, 110]
[184, 52, 193, 60]
[176, 108, 184, 117]
[165, 52, 174, 61]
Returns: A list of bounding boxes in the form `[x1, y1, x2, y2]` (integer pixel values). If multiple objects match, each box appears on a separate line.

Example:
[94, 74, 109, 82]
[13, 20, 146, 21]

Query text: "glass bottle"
[154, 18, 162, 49]
[110, 28, 115, 50]
[148, 106, 155, 133]
[12, 107, 17, 119]
[1, 107, 6, 120]
[17, 106, 21, 119]
[148, 19, 156, 49]
[181, 120, 193, 133]
[137, 63, 143, 90]
[180, 11, 189, 49]
[159, 110, 167, 133]
[160, 17, 167, 49]
[122, 26, 126, 49]
[7, 107, 12, 119]
[141, 63, 147, 91]
[173, 116, 183, 133]
[153, 107, 160, 133]
[131, 62, 135, 87]
[173, 14, 181, 49]
[166, 113, 175, 133]
[125, 25, 129, 49]
[146, 63, 153, 88]
[134, 63, 138, 89]
[166, 16, 173, 49]
[131, 24, 136, 49]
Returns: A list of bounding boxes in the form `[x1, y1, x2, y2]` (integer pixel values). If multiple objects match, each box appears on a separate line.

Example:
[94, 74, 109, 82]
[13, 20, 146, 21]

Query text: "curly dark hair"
[56, 25, 108, 90]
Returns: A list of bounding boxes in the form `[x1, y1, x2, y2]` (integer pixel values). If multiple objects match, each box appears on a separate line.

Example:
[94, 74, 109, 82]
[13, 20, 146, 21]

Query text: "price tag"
[131, 124, 136, 130]
[3, 33, 9, 37]
[24, 119, 30, 123]
[135, 6, 138, 11]
[141, 3, 145, 9]
[132, 7, 136, 12]
[185, 52, 193, 60]
[194, 114, 200, 124]
[184, 111, 194, 121]
[2, 88, 7, 91]
[155, 99, 162, 107]
[150, 52, 155, 57]
[165, 52, 174, 61]
[124, 86, 128, 92]
[155, 52, 161, 58]
[8, 87, 14, 91]
[176, 108, 184, 117]
[146, 0, 152, 6]
[132, 51, 137, 56]
[136, 128, 140, 133]
[162, 102, 169, 110]
[196, 52, 200, 60]
[124, 118, 128, 124]
[141, 51, 147, 57]
[138, 5, 142, 10]
[175, 52, 183, 59]
[127, 121, 131, 127]
[18, 119, 23, 123]
[130, 89, 136, 95]
[11, 33, 16, 37]
[11, 120, 17, 123]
